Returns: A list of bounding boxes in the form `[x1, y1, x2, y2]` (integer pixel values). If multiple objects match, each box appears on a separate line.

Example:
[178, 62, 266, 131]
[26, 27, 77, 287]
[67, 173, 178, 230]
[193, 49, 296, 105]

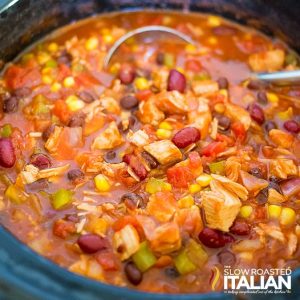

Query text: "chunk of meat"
[239, 170, 268, 193]
[92, 122, 124, 150]
[224, 103, 251, 130]
[248, 49, 285, 72]
[192, 80, 219, 96]
[155, 91, 189, 114]
[269, 158, 298, 179]
[127, 130, 150, 147]
[144, 140, 182, 165]
[269, 129, 294, 149]
[137, 99, 165, 126]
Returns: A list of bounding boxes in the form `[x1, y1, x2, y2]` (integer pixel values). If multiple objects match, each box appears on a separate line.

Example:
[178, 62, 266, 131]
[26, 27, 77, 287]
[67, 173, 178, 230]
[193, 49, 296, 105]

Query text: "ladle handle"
[254, 70, 300, 85]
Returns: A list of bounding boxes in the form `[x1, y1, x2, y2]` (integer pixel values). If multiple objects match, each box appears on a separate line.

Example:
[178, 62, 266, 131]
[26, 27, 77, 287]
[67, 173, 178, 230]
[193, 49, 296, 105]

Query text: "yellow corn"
[109, 63, 120, 75]
[89, 217, 108, 235]
[63, 76, 75, 88]
[178, 195, 194, 209]
[185, 44, 197, 53]
[103, 34, 113, 44]
[176, 67, 185, 75]
[37, 52, 51, 65]
[94, 174, 111, 192]
[51, 82, 62, 92]
[277, 107, 293, 121]
[42, 67, 52, 75]
[214, 103, 225, 114]
[156, 128, 172, 139]
[65, 95, 85, 112]
[42, 75, 53, 85]
[159, 121, 173, 130]
[208, 15, 221, 27]
[48, 42, 58, 53]
[268, 204, 282, 219]
[134, 77, 149, 90]
[239, 205, 253, 218]
[207, 37, 218, 45]
[219, 89, 228, 97]
[266, 92, 279, 103]
[188, 184, 202, 194]
[85, 37, 99, 51]
[279, 207, 296, 226]
[196, 174, 212, 187]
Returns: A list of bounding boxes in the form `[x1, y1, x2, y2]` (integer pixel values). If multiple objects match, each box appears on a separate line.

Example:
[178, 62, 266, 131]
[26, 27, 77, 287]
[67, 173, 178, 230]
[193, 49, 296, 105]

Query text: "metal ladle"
[103, 25, 300, 86]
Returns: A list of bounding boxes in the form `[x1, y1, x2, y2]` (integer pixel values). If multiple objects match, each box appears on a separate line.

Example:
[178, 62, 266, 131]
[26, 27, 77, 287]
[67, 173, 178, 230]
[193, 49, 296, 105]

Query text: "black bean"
[68, 112, 85, 127]
[249, 167, 264, 179]
[121, 192, 144, 209]
[78, 90, 96, 103]
[3, 96, 18, 113]
[256, 188, 268, 205]
[120, 95, 138, 110]
[57, 51, 72, 66]
[124, 262, 142, 285]
[104, 150, 122, 164]
[156, 52, 165, 65]
[13, 87, 31, 98]
[67, 169, 84, 182]
[257, 91, 268, 105]
[42, 124, 55, 141]
[215, 114, 231, 131]
[217, 77, 229, 89]
[269, 175, 281, 184]
[141, 151, 158, 169]
[247, 80, 268, 90]
[268, 180, 282, 194]
[217, 250, 236, 266]
[164, 267, 180, 278]
[30, 153, 51, 170]
[264, 121, 277, 133]
[25, 179, 49, 193]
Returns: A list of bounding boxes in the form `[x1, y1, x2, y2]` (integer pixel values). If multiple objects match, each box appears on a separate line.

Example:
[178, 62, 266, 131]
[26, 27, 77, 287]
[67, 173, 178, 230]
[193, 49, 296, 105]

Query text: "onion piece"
[280, 177, 300, 197]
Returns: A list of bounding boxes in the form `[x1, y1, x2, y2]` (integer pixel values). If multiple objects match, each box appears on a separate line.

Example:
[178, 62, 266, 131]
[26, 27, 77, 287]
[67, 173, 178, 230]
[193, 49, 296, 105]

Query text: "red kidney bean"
[215, 114, 231, 131]
[120, 95, 138, 110]
[121, 192, 144, 209]
[123, 154, 148, 180]
[217, 77, 229, 89]
[167, 69, 186, 93]
[172, 127, 201, 148]
[67, 169, 84, 182]
[119, 66, 135, 84]
[284, 120, 300, 134]
[141, 151, 158, 169]
[217, 250, 236, 266]
[0, 138, 16, 168]
[25, 179, 49, 193]
[248, 103, 265, 124]
[104, 150, 123, 164]
[30, 153, 51, 170]
[229, 220, 251, 236]
[212, 25, 237, 36]
[198, 228, 233, 248]
[256, 188, 268, 205]
[77, 234, 108, 254]
[124, 262, 143, 285]
[3, 96, 19, 113]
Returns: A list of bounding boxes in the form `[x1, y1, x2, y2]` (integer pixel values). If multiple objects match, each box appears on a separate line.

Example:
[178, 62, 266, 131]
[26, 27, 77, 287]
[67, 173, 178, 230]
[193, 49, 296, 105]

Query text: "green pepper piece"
[209, 160, 225, 175]
[164, 53, 175, 68]
[45, 59, 58, 68]
[174, 249, 197, 275]
[5, 185, 27, 204]
[1, 124, 12, 138]
[132, 241, 157, 272]
[52, 189, 73, 210]
[145, 177, 172, 194]
[194, 72, 210, 81]
[186, 239, 208, 267]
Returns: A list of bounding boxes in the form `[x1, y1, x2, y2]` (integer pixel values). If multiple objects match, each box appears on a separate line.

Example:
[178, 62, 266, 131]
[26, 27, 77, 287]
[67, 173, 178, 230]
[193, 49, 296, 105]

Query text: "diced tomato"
[231, 122, 246, 142]
[167, 166, 194, 188]
[216, 133, 235, 146]
[95, 252, 118, 271]
[53, 219, 76, 239]
[5, 65, 41, 90]
[185, 59, 202, 72]
[83, 113, 105, 136]
[57, 64, 71, 81]
[75, 72, 98, 87]
[200, 141, 226, 157]
[52, 99, 71, 124]
[112, 215, 142, 236]
[135, 89, 152, 101]
[188, 151, 202, 169]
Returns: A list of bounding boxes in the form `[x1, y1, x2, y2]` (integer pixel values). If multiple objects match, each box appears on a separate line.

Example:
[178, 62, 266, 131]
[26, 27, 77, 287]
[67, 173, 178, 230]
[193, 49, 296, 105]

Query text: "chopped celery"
[5, 185, 27, 204]
[174, 249, 197, 275]
[145, 177, 172, 194]
[164, 53, 174, 68]
[1, 124, 12, 138]
[186, 239, 208, 267]
[209, 160, 225, 175]
[51, 189, 72, 210]
[45, 59, 58, 68]
[132, 241, 157, 272]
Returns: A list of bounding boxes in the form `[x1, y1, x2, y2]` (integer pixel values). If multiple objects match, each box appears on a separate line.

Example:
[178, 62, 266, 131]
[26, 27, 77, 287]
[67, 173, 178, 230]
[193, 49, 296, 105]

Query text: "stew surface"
[0, 10, 299, 294]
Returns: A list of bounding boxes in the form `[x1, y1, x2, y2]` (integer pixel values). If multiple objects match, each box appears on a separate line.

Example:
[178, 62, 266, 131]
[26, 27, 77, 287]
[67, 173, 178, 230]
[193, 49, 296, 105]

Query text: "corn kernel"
[268, 204, 282, 219]
[90, 218, 108, 235]
[188, 184, 202, 194]
[159, 121, 173, 130]
[42, 67, 52, 75]
[219, 89, 228, 97]
[65, 95, 85, 112]
[214, 103, 225, 114]
[63, 76, 75, 88]
[176, 67, 185, 74]
[103, 34, 113, 44]
[42, 75, 53, 85]
[239, 205, 253, 218]
[178, 195, 195, 209]
[48, 42, 58, 53]
[37, 52, 51, 65]
[109, 63, 120, 75]
[266, 92, 279, 103]
[279, 207, 296, 226]
[277, 107, 293, 121]
[94, 174, 111, 192]
[196, 174, 212, 187]
[85, 37, 99, 51]
[156, 128, 172, 139]
[208, 16, 221, 27]
[207, 37, 218, 45]
[51, 82, 62, 92]
[185, 44, 197, 53]
[134, 77, 149, 90]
